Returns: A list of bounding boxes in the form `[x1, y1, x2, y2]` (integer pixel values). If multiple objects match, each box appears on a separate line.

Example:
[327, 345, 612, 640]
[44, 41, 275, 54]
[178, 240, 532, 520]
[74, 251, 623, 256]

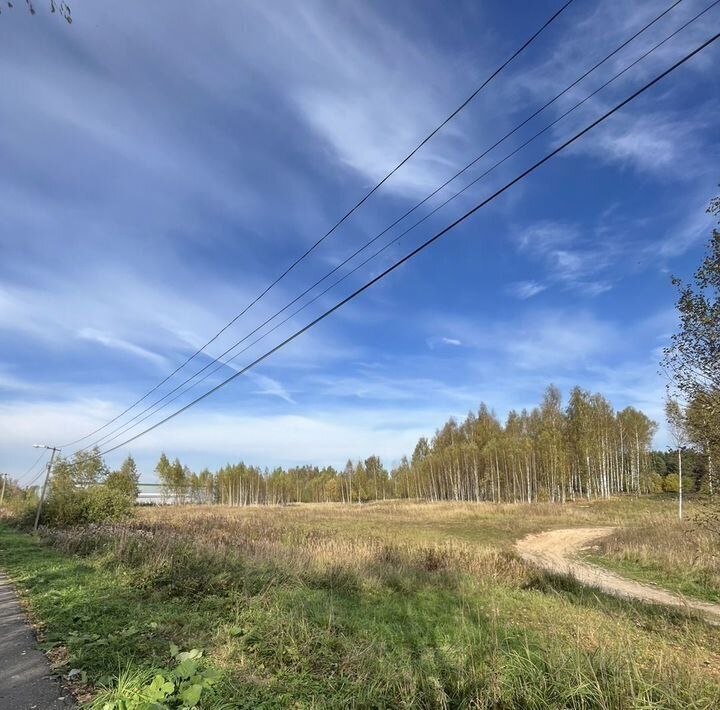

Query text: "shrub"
[662, 473, 695, 493]
[42, 486, 134, 527]
[0, 497, 39, 527]
[644, 472, 664, 493]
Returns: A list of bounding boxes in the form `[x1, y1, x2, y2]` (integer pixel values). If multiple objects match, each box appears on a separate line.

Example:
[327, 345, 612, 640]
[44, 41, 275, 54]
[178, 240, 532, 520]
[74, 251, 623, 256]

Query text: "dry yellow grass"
[24, 497, 720, 707]
[591, 510, 720, 603]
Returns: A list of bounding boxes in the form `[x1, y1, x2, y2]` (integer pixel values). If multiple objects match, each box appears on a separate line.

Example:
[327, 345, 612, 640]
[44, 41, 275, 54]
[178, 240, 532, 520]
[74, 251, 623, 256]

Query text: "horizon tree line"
[145, 384, 669, 505]
[4, 383, 712, 508]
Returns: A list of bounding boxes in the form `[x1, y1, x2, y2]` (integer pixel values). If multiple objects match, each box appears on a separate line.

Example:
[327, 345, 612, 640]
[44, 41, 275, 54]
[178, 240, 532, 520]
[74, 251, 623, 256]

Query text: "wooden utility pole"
[33, 446, 60, 532]
[0, 474, 6, 506]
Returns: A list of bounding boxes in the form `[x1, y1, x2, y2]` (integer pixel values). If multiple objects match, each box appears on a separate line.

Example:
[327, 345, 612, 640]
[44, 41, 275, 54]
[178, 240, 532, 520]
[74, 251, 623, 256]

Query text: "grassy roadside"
[585, 554, 720, 604]
[585, 508, 720, 606]
[0, 526, 232, 707]
[2, 500, 720, 708]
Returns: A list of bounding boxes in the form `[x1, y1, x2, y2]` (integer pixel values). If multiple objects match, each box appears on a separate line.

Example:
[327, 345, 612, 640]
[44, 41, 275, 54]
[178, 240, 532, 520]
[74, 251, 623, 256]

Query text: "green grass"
[585, 554, 720, 605]
[581, 505, 720, 606]
[0, 527, 219, 677]
[2, 499, 720, 708]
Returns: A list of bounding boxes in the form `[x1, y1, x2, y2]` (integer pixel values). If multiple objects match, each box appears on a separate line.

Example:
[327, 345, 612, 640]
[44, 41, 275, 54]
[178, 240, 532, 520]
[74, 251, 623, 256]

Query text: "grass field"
[586, 507, 720, 604]
[1, 497, 719, 708]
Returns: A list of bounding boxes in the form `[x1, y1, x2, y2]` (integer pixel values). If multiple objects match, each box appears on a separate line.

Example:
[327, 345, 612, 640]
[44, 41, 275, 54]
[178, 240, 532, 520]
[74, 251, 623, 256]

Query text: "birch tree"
[665, 398, 689, 519]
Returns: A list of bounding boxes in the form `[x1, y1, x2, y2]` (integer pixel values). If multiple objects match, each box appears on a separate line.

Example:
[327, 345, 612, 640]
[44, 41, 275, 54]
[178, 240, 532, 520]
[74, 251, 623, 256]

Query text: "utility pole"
[33, 445, 60, 532]
[0, 474, 6, 506]
[678, 445, 684, 520]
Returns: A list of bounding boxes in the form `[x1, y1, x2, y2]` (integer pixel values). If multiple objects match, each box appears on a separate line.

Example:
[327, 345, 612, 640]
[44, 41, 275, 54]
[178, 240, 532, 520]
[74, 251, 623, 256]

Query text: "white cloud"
[0, 367, 41, 394]
[574, 112, 704, 176]
[267, 2, 502, 199]
[497, 313, 617, 370]
[427, 336, 463, 349]
[657, 192, 717, 258]
[504, 0, 719, 182]
[429, 309, 619, 371]
[308, 371, 475, 404]
[78, 328, 168, 369]
[517, 222, 577, 253]
[243, 372, 295, 404]
[0, 396, 447, 477]
[508, 280, 547, 299]
[0, 0, 711, 477]
[514, 221, 617, 296]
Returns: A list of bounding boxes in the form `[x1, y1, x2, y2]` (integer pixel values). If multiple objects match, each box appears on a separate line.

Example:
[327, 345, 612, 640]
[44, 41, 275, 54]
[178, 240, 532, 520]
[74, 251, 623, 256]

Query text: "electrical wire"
[17, 449, 48, 486]
[80, 0, 716, 454]
[95, 31, 720, 458]
[24, 457, 49, 489]
[59, 0, 578, 448]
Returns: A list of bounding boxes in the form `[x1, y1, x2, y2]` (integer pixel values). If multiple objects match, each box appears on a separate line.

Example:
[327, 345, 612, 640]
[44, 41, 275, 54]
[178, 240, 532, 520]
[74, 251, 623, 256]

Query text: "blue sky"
[1, 0, 718, 481]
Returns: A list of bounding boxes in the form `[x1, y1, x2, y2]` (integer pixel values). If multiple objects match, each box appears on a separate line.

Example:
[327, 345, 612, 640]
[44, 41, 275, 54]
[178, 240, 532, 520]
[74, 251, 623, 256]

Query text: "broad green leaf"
[177, 648, 203, 662]
[175, 658, 198, 679]
[180, 683, 203, 707]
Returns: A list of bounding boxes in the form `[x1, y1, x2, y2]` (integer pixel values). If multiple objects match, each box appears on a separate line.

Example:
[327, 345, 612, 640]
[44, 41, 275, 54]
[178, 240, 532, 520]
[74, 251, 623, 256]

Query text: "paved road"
[0, 575, 74, 709]
[516, 527, 720, 623]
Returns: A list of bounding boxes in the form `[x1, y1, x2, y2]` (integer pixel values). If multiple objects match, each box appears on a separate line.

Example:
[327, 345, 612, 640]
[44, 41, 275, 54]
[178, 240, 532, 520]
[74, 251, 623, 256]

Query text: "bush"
[662, 473, 695, 494]
[643, 472, 664, 493]
[42, 485, 134, 527]
[0, 497, 39, 528]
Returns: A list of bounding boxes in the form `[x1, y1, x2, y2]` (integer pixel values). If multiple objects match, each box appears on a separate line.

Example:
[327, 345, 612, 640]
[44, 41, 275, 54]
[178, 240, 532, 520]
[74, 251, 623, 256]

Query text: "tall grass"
[22, 499, 720, 708]
[591, 512, 720, 602]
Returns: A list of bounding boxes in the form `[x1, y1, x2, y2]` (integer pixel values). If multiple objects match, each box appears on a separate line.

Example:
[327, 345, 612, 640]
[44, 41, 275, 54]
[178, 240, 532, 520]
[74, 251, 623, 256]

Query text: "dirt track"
[516, 527, 720, 622]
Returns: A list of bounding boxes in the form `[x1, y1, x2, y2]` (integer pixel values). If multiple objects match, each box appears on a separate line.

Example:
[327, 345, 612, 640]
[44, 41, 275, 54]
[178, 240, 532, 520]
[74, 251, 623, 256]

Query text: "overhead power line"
[95, 32, 720, 458]
[79, 0, 712, 454]
[19, 449, 48, 486]
[59, 0, 577, 449]
[24, 457, 50, 488]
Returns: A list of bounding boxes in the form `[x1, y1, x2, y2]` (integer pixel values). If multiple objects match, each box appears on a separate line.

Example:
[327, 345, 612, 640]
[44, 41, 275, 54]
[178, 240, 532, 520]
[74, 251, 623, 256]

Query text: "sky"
[1, 0, 718, 482]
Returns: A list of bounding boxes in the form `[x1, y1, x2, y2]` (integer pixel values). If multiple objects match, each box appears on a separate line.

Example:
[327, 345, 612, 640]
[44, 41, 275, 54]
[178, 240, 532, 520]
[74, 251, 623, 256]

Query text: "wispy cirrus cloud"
[656, 189, 718, 258]
[426, 308, 620, 371]
[426, 336, 463, 349]
[77, 329, 169, 369]
[513, 221, 617, 296]
[244, 372, 295, 404]
[507, 280, 547, 300]
[0, 0, 714, 479]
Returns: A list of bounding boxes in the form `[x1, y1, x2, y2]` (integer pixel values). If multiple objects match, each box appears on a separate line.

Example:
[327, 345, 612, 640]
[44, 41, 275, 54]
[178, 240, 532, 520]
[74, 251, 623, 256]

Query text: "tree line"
[139, 384, 666, 506]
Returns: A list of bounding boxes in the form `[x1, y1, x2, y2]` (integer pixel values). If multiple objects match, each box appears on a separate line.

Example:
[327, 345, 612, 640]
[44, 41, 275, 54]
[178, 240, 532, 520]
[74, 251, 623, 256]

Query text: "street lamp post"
[32, 444, 60, 532]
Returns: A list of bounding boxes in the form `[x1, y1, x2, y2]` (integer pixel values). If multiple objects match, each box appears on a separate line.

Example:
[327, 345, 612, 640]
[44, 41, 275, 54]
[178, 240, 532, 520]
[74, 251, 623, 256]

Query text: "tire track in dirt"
[516, 527, 720, 623]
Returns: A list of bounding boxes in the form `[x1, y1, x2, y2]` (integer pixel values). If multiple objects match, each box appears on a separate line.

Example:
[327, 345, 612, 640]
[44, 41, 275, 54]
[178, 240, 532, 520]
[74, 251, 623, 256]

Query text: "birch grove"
[150, 385, 657, 505]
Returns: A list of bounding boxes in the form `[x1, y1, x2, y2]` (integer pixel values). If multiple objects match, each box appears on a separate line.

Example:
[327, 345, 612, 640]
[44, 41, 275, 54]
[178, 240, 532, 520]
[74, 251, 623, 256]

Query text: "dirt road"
[516, 527, 720, 622]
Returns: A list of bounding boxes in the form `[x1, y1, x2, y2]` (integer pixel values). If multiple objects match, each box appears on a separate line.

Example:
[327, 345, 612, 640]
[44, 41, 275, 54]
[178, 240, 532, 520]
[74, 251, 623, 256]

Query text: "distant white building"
[136, 483, 168, 505]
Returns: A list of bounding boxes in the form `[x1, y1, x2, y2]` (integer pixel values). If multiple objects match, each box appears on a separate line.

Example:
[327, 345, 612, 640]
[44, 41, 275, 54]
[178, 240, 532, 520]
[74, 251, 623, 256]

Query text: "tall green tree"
[52, 447, 108, 488]
[155, 452, 173, 502]
[663, 193, 720, 498]
[106, 455, 140, 501]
